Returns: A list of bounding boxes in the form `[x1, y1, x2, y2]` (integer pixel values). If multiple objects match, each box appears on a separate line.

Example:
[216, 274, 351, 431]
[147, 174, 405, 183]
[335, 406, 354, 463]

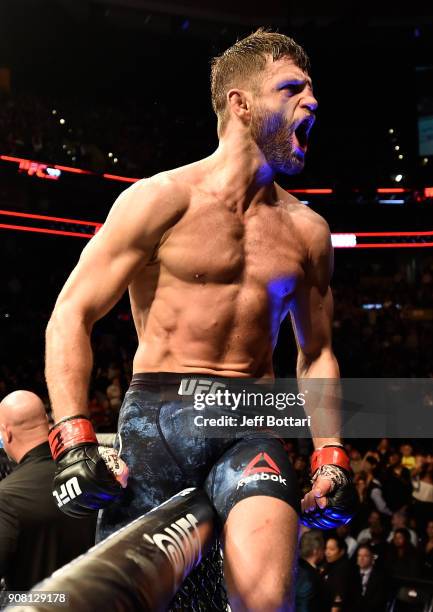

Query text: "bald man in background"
[0, 390, 96, 591]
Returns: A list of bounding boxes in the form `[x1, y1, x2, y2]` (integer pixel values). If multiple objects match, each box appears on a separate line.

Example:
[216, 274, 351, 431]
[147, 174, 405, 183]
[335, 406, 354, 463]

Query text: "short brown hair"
[211, 28, 310, 135]
[299, 530, 324, 560]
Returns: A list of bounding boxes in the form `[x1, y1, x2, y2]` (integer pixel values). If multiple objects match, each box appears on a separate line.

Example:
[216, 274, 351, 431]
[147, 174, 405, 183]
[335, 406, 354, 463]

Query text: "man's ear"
[0, 423, 11, 443]
[226, 88, 251, 124]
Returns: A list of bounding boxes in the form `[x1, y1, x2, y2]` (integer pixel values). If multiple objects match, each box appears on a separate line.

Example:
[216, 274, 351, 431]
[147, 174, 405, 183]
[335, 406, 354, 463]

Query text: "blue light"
[181, 19, 190, 31]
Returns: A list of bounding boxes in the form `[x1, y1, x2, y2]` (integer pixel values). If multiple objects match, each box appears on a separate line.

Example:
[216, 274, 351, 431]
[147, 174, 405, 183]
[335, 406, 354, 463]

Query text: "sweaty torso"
[130, 164, 308, 378]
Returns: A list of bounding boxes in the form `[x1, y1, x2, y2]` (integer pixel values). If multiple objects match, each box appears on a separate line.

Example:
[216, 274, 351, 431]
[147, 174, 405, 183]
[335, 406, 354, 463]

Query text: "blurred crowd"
[0, 91, 214, 176]
[293, 437, 433, 610]
[332, 256, 433, 378]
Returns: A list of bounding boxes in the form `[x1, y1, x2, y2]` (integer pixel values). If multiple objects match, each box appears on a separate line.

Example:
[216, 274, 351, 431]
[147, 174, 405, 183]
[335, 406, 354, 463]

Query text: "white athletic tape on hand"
[98, 445, 129, 488]
[312, 464, 348, 492]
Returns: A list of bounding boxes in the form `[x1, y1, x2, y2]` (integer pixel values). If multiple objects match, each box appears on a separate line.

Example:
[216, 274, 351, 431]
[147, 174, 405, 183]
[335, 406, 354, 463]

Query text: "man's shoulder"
[276, 184, 330, 240]
[129, 159, 207, 200]
[118, 170, 189, 207]
[0, 476, 18, 517]
[0, 460, 56, 519]
[0, 456, 54, 493]
[99, 168, 195, 241]
[111, 163, 209, 229]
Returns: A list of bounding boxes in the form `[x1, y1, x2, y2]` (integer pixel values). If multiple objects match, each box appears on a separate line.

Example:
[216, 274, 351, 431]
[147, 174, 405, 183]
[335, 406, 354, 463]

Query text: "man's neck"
[206, 133, 277, 213]
[15, 438, 48, 463]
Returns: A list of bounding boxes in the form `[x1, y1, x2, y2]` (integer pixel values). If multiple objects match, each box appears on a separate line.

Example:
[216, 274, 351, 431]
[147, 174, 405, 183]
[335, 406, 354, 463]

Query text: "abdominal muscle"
[130, 276, 277, 378]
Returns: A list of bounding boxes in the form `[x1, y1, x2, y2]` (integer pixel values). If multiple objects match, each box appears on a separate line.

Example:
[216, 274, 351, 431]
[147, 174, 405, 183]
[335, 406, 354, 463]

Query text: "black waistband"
[129, 372, 274, 395]
[130, 372, 230, 387]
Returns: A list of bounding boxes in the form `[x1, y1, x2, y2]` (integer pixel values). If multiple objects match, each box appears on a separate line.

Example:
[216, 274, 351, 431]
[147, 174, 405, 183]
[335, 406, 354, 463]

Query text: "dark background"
[0, 0, 432, 186]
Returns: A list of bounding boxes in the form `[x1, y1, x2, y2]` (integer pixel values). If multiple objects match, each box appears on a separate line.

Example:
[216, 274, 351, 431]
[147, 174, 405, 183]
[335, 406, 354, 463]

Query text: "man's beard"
[250, 105, 305, 175]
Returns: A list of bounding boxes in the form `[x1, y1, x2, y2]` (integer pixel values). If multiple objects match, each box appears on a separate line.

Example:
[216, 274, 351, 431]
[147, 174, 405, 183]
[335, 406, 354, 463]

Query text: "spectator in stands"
[0, 390, 96, 590]
[364, 456, 392, 516]
[400, 443, 416, 472]
[296, 530, 324, 612]
[349, 447, 363, 474]
[387, 510, 418, 548]
[300, 529, 325, 570]
[368, 520, 389, 565]
[352, 543, 388, 612]
[358, 512, 389, 565]
[357, 510, 382, 544]
[336, 524, 357, 558]
[320, 536, 353, 612]
[383, 451, 413, 512]
[351, 473, 371, 535]
[422, 520, 433, 578]
[377, 438, 392, 465]
[411, 453, 433, 533]
[384, 528, 422, 579]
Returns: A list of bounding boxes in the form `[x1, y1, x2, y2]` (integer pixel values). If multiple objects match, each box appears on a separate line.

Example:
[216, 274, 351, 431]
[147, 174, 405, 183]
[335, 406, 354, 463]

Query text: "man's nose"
[301, 91, 318, 113]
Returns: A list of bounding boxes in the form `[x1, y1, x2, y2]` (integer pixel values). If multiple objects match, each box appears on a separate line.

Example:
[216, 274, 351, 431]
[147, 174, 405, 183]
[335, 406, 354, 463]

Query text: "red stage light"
[0, 224, 96, 239]
[356, 242, 433, 249]
[376, 188, 409, 193]
[288, 188, 333, 194]
[0, 209, 101, 227]
[102, 173, 139, 183]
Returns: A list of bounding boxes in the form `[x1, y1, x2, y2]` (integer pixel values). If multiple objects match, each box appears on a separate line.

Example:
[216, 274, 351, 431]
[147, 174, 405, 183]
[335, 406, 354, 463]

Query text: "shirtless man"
[45, 29, 355, 611]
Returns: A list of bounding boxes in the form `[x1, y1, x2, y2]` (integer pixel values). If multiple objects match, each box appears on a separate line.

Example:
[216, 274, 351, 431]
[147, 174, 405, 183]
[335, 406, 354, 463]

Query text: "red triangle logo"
[242, 452, 281, 477]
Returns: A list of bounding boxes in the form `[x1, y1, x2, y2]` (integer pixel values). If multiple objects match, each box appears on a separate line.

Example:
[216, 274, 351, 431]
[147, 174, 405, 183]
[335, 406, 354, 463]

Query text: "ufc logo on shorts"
[178, 378, 226, 396]
[52, 476, 82, 508]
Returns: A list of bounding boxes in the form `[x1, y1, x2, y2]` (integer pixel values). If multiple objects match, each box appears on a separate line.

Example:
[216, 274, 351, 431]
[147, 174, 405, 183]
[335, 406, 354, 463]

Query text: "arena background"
[1, 1, 433, 610]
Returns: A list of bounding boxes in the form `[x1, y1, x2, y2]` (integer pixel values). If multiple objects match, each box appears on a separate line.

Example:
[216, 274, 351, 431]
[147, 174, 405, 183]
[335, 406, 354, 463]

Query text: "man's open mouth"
[293, 116, 315, 152]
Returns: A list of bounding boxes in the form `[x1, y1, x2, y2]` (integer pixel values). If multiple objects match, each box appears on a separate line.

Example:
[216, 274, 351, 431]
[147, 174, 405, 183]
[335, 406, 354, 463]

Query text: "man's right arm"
[45, 175, 185, 423]
[45, 176, 186, 516]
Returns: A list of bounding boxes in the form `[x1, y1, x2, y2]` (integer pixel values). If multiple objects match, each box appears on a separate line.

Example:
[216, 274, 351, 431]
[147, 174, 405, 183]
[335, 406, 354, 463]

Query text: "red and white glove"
[301, 444, 358, 529]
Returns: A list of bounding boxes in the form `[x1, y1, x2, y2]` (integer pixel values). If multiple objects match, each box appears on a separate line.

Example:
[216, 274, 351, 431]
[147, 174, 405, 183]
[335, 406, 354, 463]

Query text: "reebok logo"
[237, 452, 287, 490]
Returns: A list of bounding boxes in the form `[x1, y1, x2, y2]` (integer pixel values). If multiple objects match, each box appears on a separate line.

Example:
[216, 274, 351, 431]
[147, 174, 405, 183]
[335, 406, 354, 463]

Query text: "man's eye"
[281, 85, 301, 95]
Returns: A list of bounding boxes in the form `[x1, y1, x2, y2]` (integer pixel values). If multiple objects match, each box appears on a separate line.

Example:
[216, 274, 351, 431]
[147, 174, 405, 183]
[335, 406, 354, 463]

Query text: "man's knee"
[228, 574, 292, 612]
[223, 496, 298, 610]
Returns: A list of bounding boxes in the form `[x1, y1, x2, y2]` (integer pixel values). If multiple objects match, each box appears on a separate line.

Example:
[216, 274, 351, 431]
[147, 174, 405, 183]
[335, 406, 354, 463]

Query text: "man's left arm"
[290, 215, 340, 448]
[289, 215, 356, 527]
